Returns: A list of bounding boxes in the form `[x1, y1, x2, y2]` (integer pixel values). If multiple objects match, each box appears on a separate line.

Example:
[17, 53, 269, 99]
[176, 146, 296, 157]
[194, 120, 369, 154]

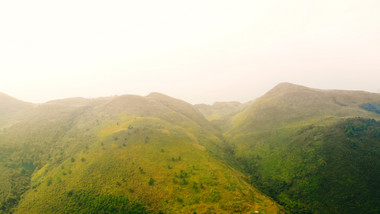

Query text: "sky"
[1, 0, 379, 104]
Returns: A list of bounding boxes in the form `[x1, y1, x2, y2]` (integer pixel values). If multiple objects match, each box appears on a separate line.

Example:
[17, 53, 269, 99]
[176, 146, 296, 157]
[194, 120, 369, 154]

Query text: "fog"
[1, 0, 379, 104]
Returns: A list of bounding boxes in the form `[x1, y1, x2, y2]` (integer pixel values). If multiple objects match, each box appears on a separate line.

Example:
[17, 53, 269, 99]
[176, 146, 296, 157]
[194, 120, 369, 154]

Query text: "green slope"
[230, 83, 380, 133]
[0, 94, 281, 213]
[6, 83, 380, 213]
[224, 83, 380, 213]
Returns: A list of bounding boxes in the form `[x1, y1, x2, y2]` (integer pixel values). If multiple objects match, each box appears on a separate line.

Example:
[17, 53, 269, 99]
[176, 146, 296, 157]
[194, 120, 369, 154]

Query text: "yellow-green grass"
[229, 83, 380, 136]
[16, 115, 282, 213]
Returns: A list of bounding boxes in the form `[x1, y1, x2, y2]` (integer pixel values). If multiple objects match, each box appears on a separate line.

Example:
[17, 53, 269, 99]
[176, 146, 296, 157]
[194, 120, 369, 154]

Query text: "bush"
[63, 190, 147, 213]
[148, 177, 154, 186]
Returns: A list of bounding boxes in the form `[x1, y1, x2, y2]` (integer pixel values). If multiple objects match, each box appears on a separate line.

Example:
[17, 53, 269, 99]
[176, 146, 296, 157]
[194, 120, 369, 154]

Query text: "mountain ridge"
[0, 89, 282, 213]
[1, 84, 380, 213]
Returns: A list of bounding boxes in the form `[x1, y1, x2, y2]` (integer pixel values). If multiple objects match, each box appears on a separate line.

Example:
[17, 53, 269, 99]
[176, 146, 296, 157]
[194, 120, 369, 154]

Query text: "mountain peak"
[274, 82, 304, 88]
[272, 82, 310, 90]
[264, 82, 314, 97]
[146, 92, 167, 97]
[146, 92, 176, 101]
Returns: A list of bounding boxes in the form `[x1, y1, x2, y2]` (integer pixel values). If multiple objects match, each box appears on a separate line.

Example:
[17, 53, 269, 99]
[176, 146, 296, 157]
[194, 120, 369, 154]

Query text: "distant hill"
[195, 101, 249, 132]
[0, 92, 34, 127]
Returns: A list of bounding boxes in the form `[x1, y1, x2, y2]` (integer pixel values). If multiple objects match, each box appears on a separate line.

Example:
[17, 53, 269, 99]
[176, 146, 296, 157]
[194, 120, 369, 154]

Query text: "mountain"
[2, 83, 380, 213]
[0, 93, 34, 128]
[223, 83, 380, 213]
[0, 93, 281, 213]
[230, 82, 380, 133]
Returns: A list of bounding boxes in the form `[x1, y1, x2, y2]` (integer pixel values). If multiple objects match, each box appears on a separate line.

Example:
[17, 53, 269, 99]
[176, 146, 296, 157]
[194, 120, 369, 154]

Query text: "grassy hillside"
[224, 83, 380, 213]
[5, 83, 380, 213]
[228, 117, 380, 213]
[230, 83, 380, 134]
[0, 93, 281, 213]
[0, 98, 100, 213]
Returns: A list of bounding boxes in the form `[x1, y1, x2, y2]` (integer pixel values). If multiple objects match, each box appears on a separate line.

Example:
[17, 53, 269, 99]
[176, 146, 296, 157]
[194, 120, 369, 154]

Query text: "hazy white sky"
[1, 0, 379, 104]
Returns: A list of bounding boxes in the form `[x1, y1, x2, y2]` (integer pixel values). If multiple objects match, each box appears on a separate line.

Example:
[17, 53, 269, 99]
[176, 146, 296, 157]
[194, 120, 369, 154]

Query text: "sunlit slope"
[16, 116, 281, 213]
[0, 93, 281, 213]
[147, 92, 216, 133]
[230, 82, 380, 134]
[225, 83, 380, 213]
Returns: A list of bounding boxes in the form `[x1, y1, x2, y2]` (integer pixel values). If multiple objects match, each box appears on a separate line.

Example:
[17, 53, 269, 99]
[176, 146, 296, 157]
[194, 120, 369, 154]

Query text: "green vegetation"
[4, 83, 380, 213]
[361, 102, 380, 114]
[223, 83, 380, 213]
[229, 118, 380, 213]
[0, 92, 280, 213]
[55, 190, 146, 213]
[148, 177, 154, 186]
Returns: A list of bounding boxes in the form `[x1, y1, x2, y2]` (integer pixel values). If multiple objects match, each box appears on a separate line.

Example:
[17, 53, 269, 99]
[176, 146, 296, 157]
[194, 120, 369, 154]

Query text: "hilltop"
[229, 83, 380, 133]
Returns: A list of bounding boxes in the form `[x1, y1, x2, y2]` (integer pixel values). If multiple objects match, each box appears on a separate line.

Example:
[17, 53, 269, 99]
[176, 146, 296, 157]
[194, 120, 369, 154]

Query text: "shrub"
[148, 177, 154, 186]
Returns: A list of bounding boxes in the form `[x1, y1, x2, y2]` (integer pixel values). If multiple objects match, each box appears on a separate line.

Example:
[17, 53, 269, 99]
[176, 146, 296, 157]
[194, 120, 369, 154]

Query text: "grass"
[219, 84, 380, 213]
[0, 96, 281, 214]
[10, 83, 380, 213]
[227, 116, 380, 213]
